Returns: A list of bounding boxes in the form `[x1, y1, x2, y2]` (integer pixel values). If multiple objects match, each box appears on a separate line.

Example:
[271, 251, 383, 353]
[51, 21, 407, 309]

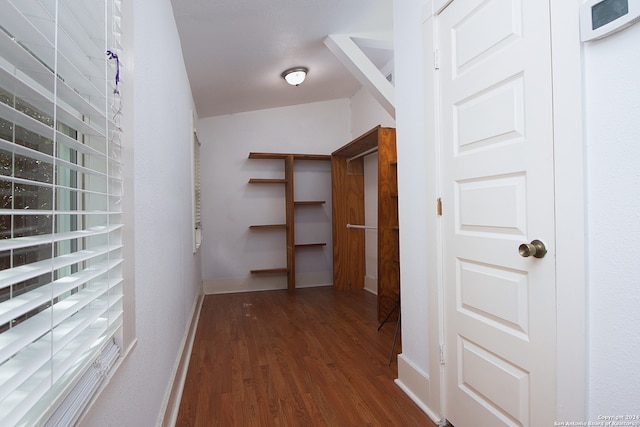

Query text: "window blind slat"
[0, 260, 123, 326]
[0, 135, 54, 165]
[56, 50, 105, 109]
[44, 339, 119, 427]
[0, 28, 108, 126]
[0, 63, 107, 138]
[0, 177, 122, 199]
[0, 288, 122, 380]
[60, 1, 106, 49]
[0, 336, 49, 405]
[0, 0, 123, 422]
[0, 208, 122, 216]
[0, 96, 54, 139]
[57, 132, 108, 158]
[0, 317, 110, 426]
[56, 76, 107, 125]
[1, 1, 56, 73]
[3, 2, 107, 119]
[0, 154, 110, 185]
[0, 26, 54, 93]
[57, 3, 106, 73]
[0, 224, 122, 251]
[0, 100, 109, 163]
[56, 157, 108, 180]
[0, 243, 123, 290]
[0, 300, 106, 372]
[0, 307, 114, 408]
[30, 320, 117, 426]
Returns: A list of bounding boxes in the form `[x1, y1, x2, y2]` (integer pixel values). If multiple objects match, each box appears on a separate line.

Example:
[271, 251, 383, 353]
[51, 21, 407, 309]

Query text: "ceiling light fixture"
[281, 67, 308, 86]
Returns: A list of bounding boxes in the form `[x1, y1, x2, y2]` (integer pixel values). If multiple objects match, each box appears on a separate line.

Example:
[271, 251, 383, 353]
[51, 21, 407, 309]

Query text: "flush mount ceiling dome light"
[281, 67, 308, 86]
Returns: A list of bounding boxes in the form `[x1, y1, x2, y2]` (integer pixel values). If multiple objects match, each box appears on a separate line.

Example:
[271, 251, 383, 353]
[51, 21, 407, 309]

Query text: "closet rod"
[347, 224, 377, 230]
[346, 146, 378, 163]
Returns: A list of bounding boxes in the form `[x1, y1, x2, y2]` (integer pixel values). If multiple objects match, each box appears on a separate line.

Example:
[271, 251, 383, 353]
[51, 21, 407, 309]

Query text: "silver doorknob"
[519, 240, 547, 258]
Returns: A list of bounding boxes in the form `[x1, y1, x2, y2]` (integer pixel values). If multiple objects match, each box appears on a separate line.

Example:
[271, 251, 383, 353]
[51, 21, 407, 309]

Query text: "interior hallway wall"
[199, 100, 350, 294]
[79, 0, 203, 425]
[583, 22, 640, 415]
[392, 0, 431, 386]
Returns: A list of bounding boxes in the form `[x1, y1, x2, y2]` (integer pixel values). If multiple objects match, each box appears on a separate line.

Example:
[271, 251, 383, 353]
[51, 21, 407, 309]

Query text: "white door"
[436, 0, 556, 426]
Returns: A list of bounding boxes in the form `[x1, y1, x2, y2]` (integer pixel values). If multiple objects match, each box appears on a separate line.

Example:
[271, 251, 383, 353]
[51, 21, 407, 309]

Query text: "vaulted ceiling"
[170, 0, 394, 118]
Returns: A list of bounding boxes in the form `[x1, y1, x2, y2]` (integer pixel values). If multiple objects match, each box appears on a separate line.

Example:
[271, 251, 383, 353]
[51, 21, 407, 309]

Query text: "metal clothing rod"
[346, 146, 378, 163]
[347, 224, 377, 230]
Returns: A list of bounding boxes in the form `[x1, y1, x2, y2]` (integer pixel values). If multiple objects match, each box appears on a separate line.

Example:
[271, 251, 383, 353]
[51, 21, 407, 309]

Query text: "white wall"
[363, 153, 379, 294]
[584, 23, 640, 415]
[351, 86, 396, 136]
[351, 87, 396, 294]
[199, 99, 351, 294]
[393, 0, 431, 388]
[199, 89, 395, 296]
[79, 0, 203, 425]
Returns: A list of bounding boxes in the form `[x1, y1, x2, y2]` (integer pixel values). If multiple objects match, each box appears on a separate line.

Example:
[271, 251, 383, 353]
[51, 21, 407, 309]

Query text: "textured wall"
[199, 99, 350, 293]
[393, 0, 431, 374]
[79, 0, 203, 425]
[584, 22, 640, 416]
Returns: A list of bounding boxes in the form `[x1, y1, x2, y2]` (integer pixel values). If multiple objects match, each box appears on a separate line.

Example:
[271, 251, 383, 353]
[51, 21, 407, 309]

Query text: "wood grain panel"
[331, 126, 381, 157]
[331, 126, 399, 312]
[285, 155, 295, 293]
[377, 127, 399, 321]
[293, 201, 326, 206]
[249, 152, 331, 161]
[331, 155, 365, 289]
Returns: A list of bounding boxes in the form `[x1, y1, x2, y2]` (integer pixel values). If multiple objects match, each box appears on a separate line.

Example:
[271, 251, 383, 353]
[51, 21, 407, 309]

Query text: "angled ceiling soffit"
[324, 33, 395, 118]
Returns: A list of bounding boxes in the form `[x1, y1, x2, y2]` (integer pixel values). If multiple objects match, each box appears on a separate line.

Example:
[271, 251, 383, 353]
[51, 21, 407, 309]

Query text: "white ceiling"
[170, 0, 394, 118]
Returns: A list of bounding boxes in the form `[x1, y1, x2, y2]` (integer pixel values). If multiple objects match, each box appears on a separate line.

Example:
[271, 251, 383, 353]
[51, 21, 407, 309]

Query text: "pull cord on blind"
[0, 0, 123, 425]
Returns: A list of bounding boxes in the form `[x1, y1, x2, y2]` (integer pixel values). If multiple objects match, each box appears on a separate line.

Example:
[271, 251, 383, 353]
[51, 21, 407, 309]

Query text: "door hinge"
[434, 49, 440, 70]
[437, 198, 442, 216]
[439, 344, 445, 365]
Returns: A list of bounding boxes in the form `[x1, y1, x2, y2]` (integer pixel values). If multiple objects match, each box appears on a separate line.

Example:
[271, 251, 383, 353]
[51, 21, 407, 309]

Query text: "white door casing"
[435, 0, 557, 425]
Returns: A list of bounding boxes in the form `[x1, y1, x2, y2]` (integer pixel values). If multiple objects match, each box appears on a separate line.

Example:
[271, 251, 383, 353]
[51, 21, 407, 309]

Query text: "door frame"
[422, 0, 586, 423]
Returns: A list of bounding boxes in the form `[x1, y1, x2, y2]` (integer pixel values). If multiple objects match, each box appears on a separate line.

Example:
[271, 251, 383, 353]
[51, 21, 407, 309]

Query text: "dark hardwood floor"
[176, 286, 436, 427]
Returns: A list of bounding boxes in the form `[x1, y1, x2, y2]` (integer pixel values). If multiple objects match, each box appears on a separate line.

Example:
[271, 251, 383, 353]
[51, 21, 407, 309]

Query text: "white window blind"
[0, 0, 123, 425]
[192, 132, 202, 252]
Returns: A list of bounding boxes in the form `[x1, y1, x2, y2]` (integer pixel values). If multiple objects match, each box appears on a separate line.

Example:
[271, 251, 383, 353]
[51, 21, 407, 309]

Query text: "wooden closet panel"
[331, 126, 399, 319]
[285, 155, 295, 293]
[377, 128, 399, 321]
[331, 156, 365, 289]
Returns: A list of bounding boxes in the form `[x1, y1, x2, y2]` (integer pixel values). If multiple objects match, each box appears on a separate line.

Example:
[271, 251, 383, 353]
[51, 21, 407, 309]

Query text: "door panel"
[457, 259, 529, 338]
[453, 0, 522, 74]
[455, 75, 524, 151]
[457, 337, 530, 423]
[438, 0, 556, 426]
[457, 174, 526, 234]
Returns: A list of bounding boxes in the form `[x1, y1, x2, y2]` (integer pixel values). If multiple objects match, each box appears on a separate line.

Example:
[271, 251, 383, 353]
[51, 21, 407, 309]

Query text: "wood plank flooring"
[176, 286, 436, 427]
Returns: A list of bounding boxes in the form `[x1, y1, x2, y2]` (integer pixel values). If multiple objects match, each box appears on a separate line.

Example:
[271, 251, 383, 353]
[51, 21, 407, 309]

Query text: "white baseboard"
[364, 275, 377, 295]
[203, 272, 332, 294]
[395, 353, 444, 426]
[159, 292, 204, 427]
